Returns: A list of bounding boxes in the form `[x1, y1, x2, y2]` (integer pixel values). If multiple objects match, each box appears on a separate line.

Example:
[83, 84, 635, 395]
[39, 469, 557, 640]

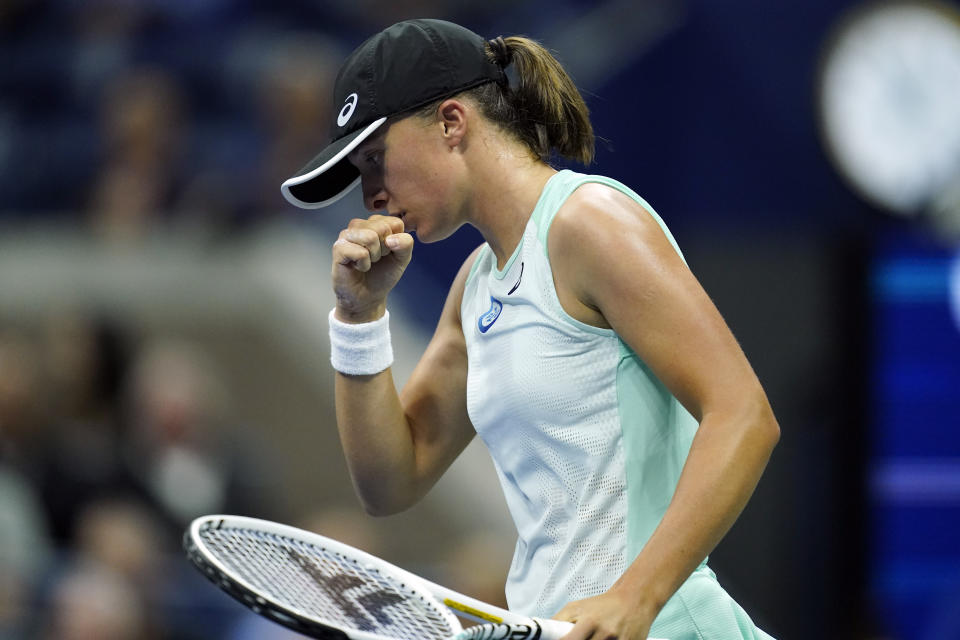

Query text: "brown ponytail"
[478, 35, 594, 165]
[415, 35, 594, 165]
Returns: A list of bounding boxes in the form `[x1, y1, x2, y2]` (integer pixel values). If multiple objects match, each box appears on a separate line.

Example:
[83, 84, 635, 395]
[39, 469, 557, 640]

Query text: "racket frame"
[186, 515, 464, 640]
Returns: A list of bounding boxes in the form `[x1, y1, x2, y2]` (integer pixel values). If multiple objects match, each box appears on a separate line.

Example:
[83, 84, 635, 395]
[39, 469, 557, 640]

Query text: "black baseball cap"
[281, 19, 506, 209]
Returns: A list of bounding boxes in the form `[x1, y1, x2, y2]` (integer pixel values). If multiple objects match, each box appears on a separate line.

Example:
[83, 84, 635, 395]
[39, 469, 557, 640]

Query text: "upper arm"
[549, 185, 768, 423]
[398, 245, 483, 487]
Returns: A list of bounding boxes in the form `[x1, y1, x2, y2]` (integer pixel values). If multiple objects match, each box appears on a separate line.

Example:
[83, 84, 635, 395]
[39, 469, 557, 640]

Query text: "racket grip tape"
[449, 618, 573, 640]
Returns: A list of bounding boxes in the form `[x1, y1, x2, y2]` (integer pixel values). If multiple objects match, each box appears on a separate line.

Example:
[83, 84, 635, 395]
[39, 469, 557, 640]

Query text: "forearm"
[331, 304, 424, 515]
[611, 394, 780, 617]
[334, 368, 423, 515]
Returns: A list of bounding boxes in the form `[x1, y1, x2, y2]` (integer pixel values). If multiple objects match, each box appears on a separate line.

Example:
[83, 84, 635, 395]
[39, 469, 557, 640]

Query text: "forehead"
[347, 116, 426, 161]
[359, 125, 388, 148]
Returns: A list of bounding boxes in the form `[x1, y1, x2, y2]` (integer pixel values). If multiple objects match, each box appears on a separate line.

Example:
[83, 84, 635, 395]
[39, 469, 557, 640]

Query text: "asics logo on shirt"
[478, 296, 503, 333]
[338, 93, 359, 127]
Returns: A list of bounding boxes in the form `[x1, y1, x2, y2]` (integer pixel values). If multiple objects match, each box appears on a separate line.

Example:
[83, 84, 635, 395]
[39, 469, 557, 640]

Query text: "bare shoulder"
[550, 182, 672, 256]
[548, 182, 686, 318]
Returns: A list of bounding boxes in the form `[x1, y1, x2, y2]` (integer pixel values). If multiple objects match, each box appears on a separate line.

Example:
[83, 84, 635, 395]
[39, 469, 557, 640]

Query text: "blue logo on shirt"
[478, 296, 503, 333]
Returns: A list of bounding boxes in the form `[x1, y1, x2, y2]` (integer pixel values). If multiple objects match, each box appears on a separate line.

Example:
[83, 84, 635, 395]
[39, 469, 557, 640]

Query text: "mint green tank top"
[460, 170, 702, 616]
[459, 171, 775, 639]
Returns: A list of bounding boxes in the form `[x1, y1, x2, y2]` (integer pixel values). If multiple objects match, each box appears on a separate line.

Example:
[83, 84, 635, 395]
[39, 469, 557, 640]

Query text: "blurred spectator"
[42, 561, 155, 640]
[66, 497, 169, 638]
[122, 338, 279, 533]
[0, 329, 47, 474]
[67, 0, 151, 109]
[0, 464, 52, 639]
[40, 311, 128, 430]
[249, 32, 340, 214]
[87, 67, 187, 245]
[73, 497, 167, 588]
[32, 312, 135, 542]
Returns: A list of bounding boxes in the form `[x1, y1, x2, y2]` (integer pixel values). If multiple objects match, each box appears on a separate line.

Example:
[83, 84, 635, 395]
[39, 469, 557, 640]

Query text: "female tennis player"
[281, 19, 779, 640]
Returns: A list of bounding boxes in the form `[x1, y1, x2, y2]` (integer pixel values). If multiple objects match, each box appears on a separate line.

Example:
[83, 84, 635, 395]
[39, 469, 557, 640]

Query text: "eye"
[365, 150, 382, 167]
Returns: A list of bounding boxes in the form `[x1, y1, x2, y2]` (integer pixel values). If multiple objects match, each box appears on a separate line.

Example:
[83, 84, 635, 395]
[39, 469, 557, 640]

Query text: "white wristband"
[328, 308, 394, 375]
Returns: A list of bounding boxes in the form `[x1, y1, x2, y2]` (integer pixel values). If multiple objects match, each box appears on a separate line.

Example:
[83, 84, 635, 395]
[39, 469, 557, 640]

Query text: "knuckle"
[370, 214, 401, 232]
[351, 228, 377, 246]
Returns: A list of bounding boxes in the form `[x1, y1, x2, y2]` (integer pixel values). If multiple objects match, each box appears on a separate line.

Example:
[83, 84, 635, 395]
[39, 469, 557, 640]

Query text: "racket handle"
[536, 619, 669, 640]
[449, 618, 572, 640]
[450, 618, 669, 640]
[534, 618, 574, 639]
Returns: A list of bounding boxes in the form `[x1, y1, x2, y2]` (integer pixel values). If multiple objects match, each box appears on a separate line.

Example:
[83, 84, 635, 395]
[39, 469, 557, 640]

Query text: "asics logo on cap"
[338, 93, 359, 127]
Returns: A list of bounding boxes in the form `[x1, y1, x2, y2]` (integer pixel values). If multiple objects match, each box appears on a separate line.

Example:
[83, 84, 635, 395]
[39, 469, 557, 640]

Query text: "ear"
[436, 99, 467, 148]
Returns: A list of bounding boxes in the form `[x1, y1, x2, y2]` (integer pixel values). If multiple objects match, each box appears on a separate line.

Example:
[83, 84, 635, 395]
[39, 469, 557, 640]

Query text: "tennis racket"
[183, 514, 574, 640]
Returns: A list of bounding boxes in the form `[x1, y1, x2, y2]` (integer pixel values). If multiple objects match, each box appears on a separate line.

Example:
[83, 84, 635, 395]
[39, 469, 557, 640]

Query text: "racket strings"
[198, 525, 458, 640]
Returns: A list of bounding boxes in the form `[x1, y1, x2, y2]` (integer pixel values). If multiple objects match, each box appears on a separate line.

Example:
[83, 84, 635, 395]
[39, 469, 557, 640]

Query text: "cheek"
[420, 155, 461, 203]
[389, 159, 450, 205]
[382, 133, 459, 208]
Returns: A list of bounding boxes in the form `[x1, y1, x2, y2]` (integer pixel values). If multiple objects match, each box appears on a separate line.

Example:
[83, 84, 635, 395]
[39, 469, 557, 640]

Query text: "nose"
[361, 177, 388, 212]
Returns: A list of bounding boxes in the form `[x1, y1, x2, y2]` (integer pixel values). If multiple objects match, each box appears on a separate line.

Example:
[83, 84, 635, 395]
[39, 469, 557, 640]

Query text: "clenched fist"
[332, 214, 414, 323]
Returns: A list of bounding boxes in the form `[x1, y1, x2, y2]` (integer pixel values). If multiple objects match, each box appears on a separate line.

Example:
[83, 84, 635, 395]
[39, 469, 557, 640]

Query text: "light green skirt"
[649, 566, 775, 640]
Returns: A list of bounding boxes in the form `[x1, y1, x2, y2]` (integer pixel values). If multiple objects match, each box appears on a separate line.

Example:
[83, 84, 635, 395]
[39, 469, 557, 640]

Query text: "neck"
[463, 139, 557, 268]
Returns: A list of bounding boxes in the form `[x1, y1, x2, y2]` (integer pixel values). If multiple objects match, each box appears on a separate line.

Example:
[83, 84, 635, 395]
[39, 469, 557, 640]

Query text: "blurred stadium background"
[1, 0, 959, 638]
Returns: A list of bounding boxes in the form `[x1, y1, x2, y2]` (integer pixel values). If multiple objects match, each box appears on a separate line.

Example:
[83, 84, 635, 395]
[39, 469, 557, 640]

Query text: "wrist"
[609, 573, 669, 620]
[334, 302, 387, 325]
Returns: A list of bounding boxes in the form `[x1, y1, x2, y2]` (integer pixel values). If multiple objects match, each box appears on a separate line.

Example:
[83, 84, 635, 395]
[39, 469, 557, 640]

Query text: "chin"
[414, 229, 438, 244]
[417, 221, 464, 244]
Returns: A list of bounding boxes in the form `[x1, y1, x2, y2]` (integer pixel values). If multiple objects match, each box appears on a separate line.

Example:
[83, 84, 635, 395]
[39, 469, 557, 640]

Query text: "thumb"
[385, 232, 414, 266]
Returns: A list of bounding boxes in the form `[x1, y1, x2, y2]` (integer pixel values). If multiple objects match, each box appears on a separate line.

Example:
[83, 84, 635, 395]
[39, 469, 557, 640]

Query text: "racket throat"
[443, 598, 505, 624]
